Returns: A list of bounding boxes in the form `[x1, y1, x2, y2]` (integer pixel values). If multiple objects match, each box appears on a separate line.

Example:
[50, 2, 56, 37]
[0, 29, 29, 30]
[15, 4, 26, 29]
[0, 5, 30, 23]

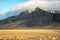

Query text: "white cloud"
[29, 0, 60, 1]
[30, 0, 41, 1]
[48, 1, 60, 11]
[11, 0, 60, 12]
[0, 12, 6, 16]
[0, 0, 60, 19]
[11, 1, 50, 12]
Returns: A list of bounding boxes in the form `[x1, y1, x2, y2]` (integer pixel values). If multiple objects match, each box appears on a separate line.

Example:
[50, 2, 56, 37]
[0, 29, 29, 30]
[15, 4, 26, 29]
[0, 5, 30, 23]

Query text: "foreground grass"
[0, 29, 60, 40]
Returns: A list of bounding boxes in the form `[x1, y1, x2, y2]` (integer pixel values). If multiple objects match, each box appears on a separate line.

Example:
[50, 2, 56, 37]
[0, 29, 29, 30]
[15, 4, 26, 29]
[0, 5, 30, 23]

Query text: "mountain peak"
[35, 7, 40, 10]
[34, 7, 45, 12]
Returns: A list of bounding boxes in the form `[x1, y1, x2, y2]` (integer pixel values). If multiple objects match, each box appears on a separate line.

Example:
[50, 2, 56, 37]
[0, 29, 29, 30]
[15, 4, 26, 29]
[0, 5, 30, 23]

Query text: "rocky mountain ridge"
[0, 7, 60, 29]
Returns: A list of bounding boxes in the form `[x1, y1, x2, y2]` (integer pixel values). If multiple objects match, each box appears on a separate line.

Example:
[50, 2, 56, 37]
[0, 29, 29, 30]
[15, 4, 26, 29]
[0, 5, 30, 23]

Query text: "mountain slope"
[0, 7, 60, 29]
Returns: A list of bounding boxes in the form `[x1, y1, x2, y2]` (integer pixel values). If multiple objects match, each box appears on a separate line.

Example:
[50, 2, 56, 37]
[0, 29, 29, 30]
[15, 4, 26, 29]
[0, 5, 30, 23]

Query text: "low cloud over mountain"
[0, 0, 60, 19]
[29, 0, 60, 1]
[11, 0, 60, 12]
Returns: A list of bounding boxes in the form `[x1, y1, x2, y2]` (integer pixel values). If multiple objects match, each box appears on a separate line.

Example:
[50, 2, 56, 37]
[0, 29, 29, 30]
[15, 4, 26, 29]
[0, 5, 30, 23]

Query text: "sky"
[0, 0, 28, 15]
[0, 0, 60, 19]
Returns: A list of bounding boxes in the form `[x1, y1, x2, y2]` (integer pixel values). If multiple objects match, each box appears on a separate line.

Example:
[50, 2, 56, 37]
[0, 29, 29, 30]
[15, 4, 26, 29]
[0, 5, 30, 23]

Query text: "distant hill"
[0, 7, 60, 29]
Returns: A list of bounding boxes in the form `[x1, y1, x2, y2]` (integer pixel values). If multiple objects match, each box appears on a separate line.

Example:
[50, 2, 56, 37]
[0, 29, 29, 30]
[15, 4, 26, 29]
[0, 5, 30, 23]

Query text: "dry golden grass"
[0, 29, 60, 40]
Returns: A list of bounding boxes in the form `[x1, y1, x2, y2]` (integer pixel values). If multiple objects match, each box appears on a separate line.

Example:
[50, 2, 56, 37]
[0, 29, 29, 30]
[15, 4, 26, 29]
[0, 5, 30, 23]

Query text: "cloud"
[11, 1, 49, 12]
[48, 1, 60, 10]
[29, 0, 60, 1]
[11, 0, 60, 12]
[0, 12, 6, 15]
[0, 0, 60, 19]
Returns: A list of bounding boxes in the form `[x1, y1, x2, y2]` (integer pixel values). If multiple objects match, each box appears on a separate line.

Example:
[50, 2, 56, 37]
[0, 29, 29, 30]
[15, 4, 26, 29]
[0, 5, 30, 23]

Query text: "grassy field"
[0, 29, 60, 40]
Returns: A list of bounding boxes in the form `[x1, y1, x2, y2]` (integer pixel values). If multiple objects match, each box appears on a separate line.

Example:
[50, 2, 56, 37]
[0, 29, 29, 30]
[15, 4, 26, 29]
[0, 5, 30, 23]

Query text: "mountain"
[0, 7, 60, 29]
[47, 10, 60, 14]
[0, 9, 26, 20]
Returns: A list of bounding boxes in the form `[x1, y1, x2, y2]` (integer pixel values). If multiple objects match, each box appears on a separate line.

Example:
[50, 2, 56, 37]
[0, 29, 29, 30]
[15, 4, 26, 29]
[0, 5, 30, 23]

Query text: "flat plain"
[0, 29, 60, 40]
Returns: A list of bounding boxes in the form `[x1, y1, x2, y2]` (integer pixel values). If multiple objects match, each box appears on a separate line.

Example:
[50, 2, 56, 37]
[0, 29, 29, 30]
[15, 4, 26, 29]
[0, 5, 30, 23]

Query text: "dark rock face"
[0, 7, 60, 28]
[53, 13, 60, 23]
[23, 7, 53, 27]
